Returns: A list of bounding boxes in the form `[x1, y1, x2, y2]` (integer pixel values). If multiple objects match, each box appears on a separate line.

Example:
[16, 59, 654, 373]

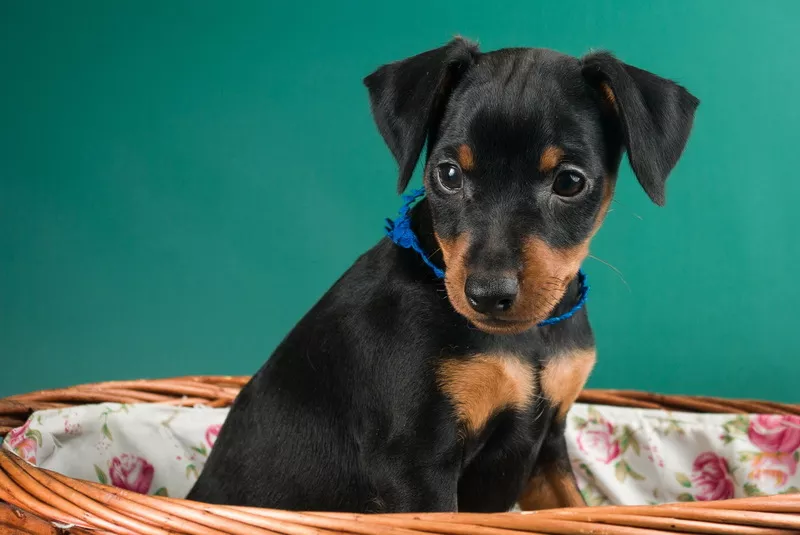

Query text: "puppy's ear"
[364, 38, 479, 193]
[582, 52, 699, 205]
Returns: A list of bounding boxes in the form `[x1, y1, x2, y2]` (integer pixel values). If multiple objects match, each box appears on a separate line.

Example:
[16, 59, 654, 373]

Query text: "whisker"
[425, 247, 442, 260]
[587, 254, 631, 292]
[612, 199, 643, 221]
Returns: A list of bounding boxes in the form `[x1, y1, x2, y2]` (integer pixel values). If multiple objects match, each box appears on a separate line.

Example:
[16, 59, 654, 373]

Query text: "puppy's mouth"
[443, 276, 569, 335]
[445, 286, 563, 335]
[468, 315, 538, 335]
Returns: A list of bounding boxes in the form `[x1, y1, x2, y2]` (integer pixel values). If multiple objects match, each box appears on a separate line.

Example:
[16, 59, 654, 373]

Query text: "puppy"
[187, 38, 698, 513]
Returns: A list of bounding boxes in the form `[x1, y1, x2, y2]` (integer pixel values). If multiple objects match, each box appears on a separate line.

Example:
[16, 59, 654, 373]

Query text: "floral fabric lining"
[3, 403, 798, 503]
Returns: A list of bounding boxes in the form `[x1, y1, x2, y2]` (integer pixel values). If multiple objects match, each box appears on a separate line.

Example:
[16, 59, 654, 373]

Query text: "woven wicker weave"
[1, 376, 798, 534]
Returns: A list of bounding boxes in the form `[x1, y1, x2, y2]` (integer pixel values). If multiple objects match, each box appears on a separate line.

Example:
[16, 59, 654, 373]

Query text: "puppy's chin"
[444, 277, 565, 335]
[467, 317, 538, 335]
[444, 295, 549, 336]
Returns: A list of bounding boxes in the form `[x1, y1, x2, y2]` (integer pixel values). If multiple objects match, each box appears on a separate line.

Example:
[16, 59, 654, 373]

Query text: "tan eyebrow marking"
[457, 144, 475, 171]
[539, 146, 564, 173]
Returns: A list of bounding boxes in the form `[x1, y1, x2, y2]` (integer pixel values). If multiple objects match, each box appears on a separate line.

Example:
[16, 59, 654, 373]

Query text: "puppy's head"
[365, 38, 698, 334]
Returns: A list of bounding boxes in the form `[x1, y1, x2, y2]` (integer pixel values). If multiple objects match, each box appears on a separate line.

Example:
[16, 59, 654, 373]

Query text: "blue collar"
[385, 187, 589, 328]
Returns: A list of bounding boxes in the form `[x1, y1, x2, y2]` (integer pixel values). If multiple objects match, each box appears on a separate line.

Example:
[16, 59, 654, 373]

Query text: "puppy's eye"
[552, 170, 586, 197]
[435, 163, 464, 193]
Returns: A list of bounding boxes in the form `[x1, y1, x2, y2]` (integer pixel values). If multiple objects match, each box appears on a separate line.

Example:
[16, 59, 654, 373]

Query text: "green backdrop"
[2, 1, 798, 401]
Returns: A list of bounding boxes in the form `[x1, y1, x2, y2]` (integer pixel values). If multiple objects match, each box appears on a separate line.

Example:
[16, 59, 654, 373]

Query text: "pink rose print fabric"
[108, 454, 155, 493]
[5, 420, 40, 464]
[748, 452, 797, 492]
[568, 411, 800, 505]
[206, 424, 222, 448]
[2, 404, 228, 499]
[577, 419, 621, 464]
[4, 403, 800, 504]
[740, 415, 800, 495]
[748, 415, 800, 452]
[690, 452, 735, 501]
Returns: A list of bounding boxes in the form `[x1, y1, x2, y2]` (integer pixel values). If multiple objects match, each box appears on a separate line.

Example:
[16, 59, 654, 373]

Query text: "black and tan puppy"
[188, 38, 698, 512]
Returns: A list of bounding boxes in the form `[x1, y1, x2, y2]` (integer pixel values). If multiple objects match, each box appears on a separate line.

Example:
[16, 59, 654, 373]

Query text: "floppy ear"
[364, 37, 479, 193]
[582, 52, 699, 205]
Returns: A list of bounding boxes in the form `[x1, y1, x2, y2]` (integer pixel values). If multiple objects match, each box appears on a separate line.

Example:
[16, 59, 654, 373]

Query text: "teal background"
[2, 1, 798, 401]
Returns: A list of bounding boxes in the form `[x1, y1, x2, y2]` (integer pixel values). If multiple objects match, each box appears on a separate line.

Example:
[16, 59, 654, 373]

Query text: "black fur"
[364, 38, 479, 193]
[188, 38, 698, 512]
[582, 52, 699, 205]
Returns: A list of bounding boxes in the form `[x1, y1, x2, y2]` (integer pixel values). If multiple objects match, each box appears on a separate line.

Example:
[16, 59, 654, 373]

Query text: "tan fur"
[540, 347, 597, 421]
[591, 175, 617, 237]
[457, 144, 475, 171]
[437, 355, 535, 434]
[518, 469, 585, 510]
[539, 146, 564, 173]
[600, 82, 618, 111]
[517, 237, 591, 325]
[436, 232, 476, 326]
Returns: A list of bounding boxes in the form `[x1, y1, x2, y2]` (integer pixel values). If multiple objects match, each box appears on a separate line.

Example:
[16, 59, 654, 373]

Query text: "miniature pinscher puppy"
[188, 38, 698, 512]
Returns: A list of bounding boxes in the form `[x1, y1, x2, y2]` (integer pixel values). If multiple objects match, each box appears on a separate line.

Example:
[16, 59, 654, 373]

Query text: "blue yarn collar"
[385, 187, 589, 328]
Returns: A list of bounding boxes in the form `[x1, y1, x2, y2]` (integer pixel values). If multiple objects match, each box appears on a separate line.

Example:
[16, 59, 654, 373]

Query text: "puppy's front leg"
[519, 428, 584, 510]
[519, 347, 595, 510]
[363, 451, 459, 512]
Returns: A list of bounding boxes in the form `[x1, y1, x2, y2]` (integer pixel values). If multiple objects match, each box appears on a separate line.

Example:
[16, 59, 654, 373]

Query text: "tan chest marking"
[540, 348, 597, 421]
[437, 355, 535, 434]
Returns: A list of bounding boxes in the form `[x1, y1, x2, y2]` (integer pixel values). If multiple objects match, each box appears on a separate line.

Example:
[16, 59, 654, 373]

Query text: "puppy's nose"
[464, 274, 519, 314]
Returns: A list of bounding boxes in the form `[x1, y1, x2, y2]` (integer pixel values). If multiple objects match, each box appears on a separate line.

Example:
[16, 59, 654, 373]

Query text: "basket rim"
[1, 375, 798, 438]
[1, 447, 800, 535]
[1, 376, 800, 534]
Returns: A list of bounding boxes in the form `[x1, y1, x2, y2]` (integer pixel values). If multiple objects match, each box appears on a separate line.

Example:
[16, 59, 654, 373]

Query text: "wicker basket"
[1, 377, 799, 535]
